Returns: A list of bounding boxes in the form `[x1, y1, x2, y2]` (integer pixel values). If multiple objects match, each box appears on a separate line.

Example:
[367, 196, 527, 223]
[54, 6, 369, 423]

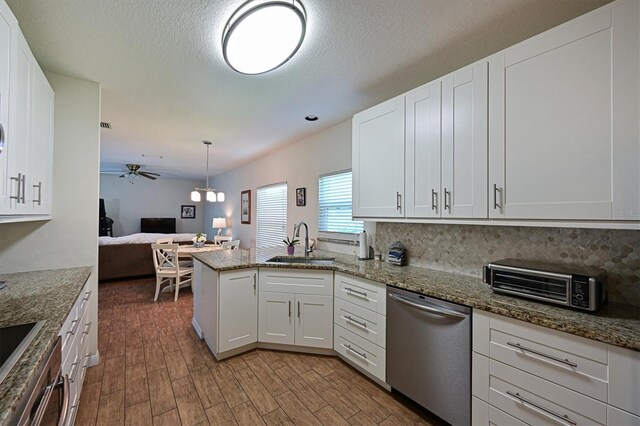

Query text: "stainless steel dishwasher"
[387, 286, 471, 425]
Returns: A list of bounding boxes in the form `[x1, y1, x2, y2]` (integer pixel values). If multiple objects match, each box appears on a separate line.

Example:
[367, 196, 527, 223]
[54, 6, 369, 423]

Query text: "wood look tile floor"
[77, 277, 444, 426]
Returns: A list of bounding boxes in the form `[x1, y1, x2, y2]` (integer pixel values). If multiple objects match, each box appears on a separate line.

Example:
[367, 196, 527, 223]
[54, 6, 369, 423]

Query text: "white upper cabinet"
[0, 2, 14, 213]
[0, 1, 54, 219]
[405, 81, 442, 218]
[488, 0, 639, 221]
[29, 66, 53, 214]
[442, 62, 488, 219]
[352, 95, 405, 218]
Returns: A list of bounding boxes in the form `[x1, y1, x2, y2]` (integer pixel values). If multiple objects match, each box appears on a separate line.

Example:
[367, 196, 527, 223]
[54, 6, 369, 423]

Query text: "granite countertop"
[0, 267, 92, 425]
[193, 248, 640, 352]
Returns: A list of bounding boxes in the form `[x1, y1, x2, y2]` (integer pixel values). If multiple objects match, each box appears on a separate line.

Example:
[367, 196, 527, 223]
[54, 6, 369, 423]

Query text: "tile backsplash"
[375, 223, 640, 306]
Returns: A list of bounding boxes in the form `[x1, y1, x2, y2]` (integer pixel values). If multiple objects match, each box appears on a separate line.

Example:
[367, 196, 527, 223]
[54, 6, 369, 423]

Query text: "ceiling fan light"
[191, 190, 201, 202]
[217, 192, 225, 202]
[223, 0, 306, 75]
[206, 190, 217, 202]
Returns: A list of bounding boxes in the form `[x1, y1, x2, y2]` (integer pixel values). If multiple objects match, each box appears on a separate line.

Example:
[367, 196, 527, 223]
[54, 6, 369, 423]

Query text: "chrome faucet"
[294, 221, 312, 256]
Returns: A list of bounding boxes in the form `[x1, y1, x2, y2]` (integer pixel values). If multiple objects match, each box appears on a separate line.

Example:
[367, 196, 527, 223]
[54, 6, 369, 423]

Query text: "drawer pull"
[82, 291, 92, 302]
[344, 287, 368, 299]
[83, 354, 92, 368]
[506, 391, 576, 425]
[288, 300, 291, 317]
[69, 360, 80, 383]
[66, 319, 79, 336]
[82, 322, 92, 336]
[507, 342, 578, 368]
[343, 344, 367, 360]
[344, 315, 368, 330]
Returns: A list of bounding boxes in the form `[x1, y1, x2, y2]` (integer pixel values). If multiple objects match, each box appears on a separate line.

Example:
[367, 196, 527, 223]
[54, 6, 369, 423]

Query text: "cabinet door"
[219, 269, 258, 353]
[295, 294, 333, 349]
[405, 81, 442, 218]
[489, 0, 639, 221]
[0, 3, 13, 213]
[5, 32, 31, 214]
[258, 291, 294, 345]
[28, 67, 53, 214]
[441, 61, 488, 219]
[352, 95, 405, 218]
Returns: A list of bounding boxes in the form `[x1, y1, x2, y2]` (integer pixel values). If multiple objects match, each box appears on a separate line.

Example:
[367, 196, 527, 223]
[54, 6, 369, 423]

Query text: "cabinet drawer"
[334, 273, 386, 315]
[489, 360, 607, 426]
[334, 297, 385, 348]
[334, 324, 385, 382]
[489, 404, 527, 426]
[608, 406, 640, 426]
[489, 315, 608, 402]
[259, 268, 333, 296]
[77, 286, 92, 319]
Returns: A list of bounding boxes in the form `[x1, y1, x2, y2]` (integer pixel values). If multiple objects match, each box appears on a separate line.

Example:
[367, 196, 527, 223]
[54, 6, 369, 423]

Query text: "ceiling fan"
[119, 164, 160, 181]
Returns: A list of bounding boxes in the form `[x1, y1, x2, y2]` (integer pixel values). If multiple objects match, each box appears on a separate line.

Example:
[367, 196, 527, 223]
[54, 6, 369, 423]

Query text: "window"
[256, 182, 288, 248]
[318, 171, 363, 235]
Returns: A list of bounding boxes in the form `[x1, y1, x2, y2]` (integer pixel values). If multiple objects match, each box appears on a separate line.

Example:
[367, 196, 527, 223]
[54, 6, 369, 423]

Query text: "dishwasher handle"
[388, 293, 466, 320]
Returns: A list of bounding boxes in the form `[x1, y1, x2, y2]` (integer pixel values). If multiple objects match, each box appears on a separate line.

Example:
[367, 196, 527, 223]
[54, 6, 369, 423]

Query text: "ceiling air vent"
[100, 122, 111, 129]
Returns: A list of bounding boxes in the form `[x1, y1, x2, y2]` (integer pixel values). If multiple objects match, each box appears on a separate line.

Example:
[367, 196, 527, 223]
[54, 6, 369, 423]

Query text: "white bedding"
[99, 233, 198, 245]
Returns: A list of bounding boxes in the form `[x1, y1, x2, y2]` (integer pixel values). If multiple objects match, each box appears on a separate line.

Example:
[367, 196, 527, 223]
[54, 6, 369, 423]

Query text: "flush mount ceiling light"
[305, 115, 318, 121]
[222, 0, 307, 75]
[191, 141, 225, 203]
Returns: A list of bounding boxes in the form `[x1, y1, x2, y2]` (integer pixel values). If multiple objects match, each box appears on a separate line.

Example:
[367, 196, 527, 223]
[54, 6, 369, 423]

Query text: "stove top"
[0, 321, 45, 384]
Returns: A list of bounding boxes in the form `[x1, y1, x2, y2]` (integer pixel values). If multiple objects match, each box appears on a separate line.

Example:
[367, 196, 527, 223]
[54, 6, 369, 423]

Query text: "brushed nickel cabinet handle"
[288, 300, 291, 317]
[21, 174, 26, 203]
[507, 341, 578, 368]
[33, 182, 42, 205]
[444, 188, 450, 211]
[297, 301, 301, 318]
[344, 315, 368, 330]
[343, 344, 367, 360]
[253, 273, 256, 291]
[66, 319, 79, 336]
[0, 121, 4, 155]
[506, 391, 576, 425]
[431, 189, 437, 211]
[344, 287, 368, 299]
[396, 192, 402, 212]
[10, 174, 20, 200]
[493, 184, 501, 210]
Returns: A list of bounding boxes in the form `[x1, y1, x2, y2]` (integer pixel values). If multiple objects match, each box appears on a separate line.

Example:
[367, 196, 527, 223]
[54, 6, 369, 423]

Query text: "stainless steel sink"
[265, 256, 335, 265]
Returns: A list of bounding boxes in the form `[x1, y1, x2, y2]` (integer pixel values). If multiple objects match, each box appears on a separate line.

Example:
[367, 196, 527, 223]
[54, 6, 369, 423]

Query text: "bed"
[98, 233, 198, 281]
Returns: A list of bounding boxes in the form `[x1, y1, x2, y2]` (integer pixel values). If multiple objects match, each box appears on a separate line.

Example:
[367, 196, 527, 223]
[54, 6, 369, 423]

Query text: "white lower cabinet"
[472, 310, 640, 426]
[258, 269, 334, 349]
[218, 269, 258, 353]
[59, 280, 93, 426]
[198, 263, 258, 359]
[333, 273, 387, 383]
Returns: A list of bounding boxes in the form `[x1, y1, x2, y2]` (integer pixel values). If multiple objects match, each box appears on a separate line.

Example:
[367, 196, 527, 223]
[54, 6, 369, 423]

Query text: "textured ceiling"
[7, 0, 610, 179]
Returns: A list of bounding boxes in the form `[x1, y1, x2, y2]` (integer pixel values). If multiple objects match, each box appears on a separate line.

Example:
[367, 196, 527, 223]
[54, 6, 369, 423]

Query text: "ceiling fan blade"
[141, 171, 160, 176]
[119, 174, 127, 178]
[139, 172, 158, 180]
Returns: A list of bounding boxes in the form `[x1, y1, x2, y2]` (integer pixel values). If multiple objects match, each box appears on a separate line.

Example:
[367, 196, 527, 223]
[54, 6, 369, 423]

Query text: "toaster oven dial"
[571, 276, 590, 309]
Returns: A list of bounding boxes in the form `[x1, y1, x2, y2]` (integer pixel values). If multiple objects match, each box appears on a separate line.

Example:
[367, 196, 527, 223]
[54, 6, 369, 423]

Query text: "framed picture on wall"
[296, 187, 306, 206]
[181, 205, 196, 219]
[241, 190, 251, 224]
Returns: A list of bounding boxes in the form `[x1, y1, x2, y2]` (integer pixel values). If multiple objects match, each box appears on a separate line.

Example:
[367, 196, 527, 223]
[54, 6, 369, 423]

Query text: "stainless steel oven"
[11, 337, 70, 426]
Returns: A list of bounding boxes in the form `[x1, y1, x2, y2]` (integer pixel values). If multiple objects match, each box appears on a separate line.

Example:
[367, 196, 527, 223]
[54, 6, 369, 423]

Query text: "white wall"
[99, 174, 205, 236]
[204, 119, 373, 254]
[0, 72, 101, 358]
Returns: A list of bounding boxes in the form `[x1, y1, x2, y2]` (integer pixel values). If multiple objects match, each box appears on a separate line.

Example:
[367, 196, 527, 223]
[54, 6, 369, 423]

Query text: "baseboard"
[88, 350, 100, 367]
[337, 353, 391, 390]
[191, 318, 204, 339]
[257, 342, 336, 356]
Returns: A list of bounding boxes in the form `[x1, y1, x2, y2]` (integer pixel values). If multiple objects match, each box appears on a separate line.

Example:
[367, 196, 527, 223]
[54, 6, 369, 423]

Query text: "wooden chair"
[156, 237, 173, 244]
[222, 240, 240, 250]
[151, 243, 193, 301]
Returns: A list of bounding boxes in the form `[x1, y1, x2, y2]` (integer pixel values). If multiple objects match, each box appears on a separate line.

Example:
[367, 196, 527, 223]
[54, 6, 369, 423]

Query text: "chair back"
[151, 243, 181, 273]
[156, 237, 173, 244]
[222, 240, 240, 250]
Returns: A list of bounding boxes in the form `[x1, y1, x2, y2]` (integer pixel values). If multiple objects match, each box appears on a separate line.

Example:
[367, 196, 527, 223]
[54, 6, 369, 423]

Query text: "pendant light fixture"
[190, 141, 225, 202]
[222, 0, 307, 75]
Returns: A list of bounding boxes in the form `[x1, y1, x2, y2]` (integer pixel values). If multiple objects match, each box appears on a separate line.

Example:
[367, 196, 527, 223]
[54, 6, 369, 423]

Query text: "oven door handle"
[57, 374, 70, 426]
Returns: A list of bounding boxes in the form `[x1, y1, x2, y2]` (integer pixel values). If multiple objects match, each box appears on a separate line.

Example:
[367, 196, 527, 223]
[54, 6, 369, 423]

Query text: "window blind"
[256, 182, 288, 248]
[318, 171, 363, 235]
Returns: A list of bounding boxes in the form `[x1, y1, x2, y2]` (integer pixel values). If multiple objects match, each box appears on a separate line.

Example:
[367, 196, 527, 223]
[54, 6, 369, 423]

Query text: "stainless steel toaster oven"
[483, 259, 607, 312]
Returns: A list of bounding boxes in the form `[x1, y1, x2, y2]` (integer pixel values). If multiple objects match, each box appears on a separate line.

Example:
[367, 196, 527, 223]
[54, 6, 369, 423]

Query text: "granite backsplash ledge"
[375, 223, 640, 307]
